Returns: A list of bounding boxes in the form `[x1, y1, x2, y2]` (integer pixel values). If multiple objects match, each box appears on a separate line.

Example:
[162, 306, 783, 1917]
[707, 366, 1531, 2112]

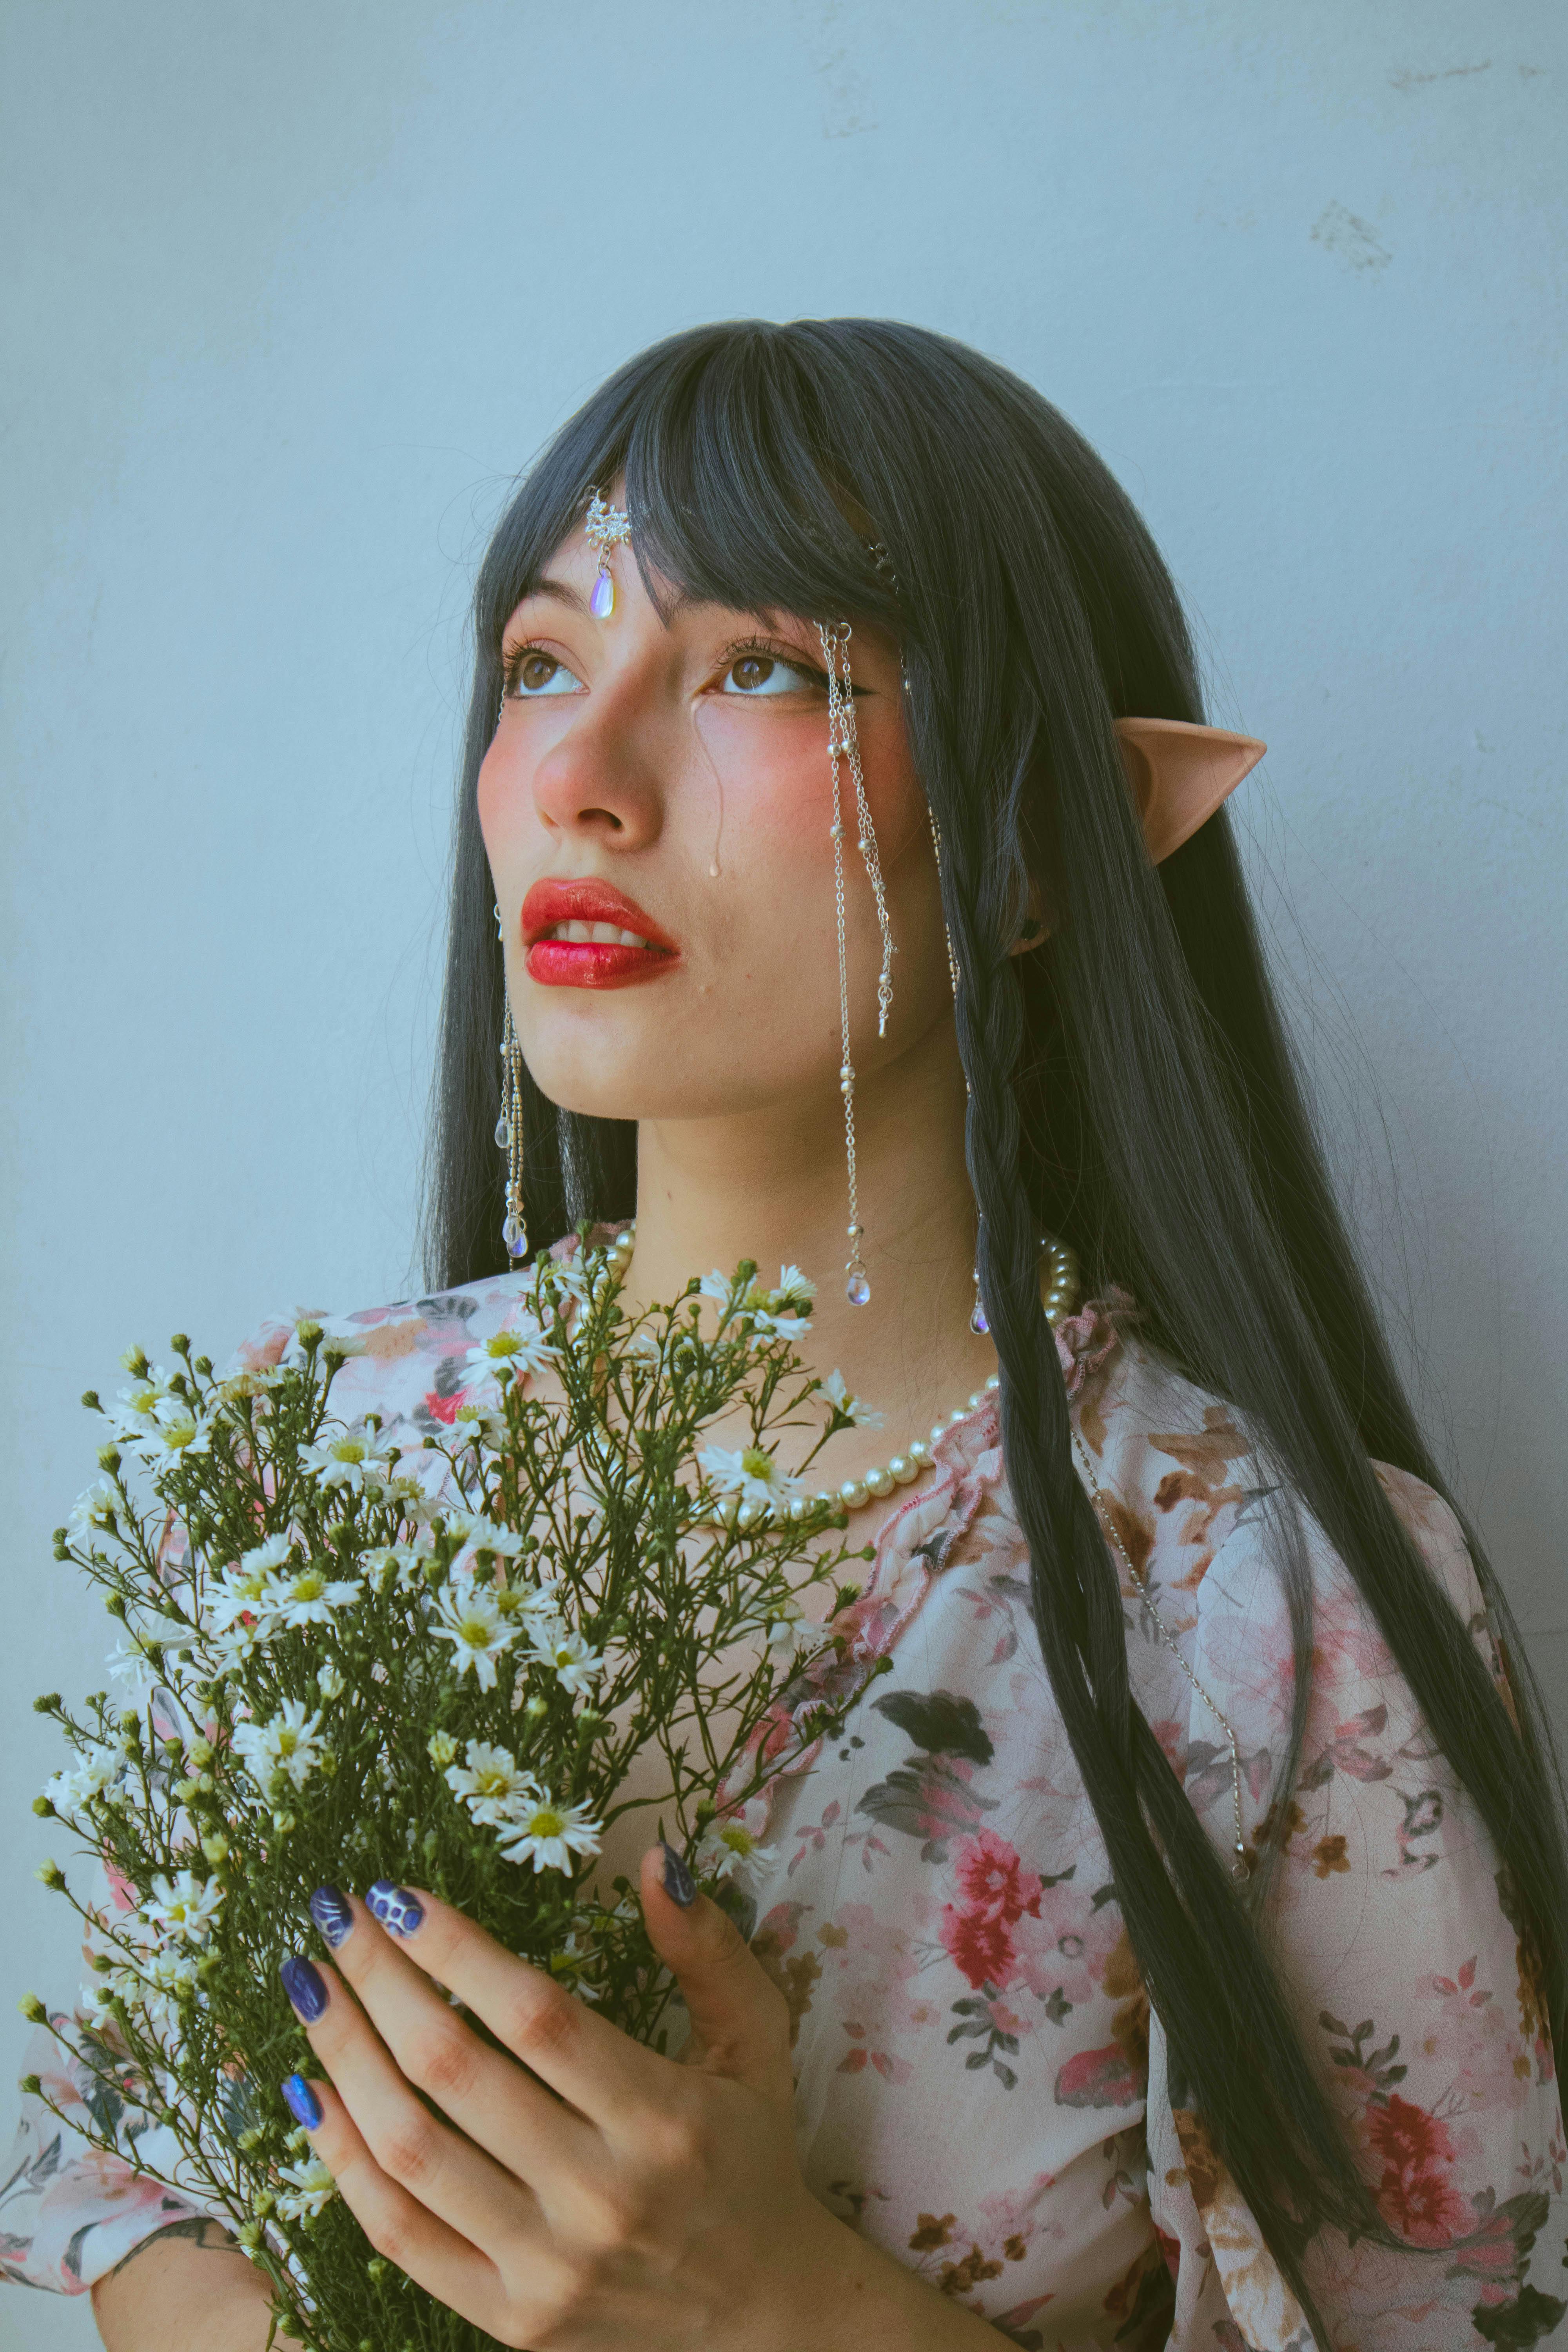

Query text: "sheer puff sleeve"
[2, 1311, 299, 2298]
[1146, 1466, 1566, 2350]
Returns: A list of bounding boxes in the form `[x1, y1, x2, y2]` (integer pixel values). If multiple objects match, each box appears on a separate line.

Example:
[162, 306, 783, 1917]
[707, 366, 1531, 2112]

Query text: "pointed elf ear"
[1114, 717, 1266, 865]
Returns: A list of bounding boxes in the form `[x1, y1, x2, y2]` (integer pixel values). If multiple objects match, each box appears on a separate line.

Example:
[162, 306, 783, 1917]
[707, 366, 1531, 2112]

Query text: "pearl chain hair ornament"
[818, 620, 897, 1308]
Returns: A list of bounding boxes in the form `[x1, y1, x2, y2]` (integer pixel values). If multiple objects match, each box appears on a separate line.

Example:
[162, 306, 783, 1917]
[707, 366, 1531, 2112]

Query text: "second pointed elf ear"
[1114, 717, 1266, 865]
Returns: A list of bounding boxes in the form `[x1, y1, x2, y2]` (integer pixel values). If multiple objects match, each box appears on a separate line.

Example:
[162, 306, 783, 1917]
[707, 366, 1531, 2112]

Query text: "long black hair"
[423, 319, 1565, 2334]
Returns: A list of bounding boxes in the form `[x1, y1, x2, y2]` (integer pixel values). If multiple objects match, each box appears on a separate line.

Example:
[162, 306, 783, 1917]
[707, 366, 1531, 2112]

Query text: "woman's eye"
[720, 651, 819, 696]
[506, 650, 582, 697]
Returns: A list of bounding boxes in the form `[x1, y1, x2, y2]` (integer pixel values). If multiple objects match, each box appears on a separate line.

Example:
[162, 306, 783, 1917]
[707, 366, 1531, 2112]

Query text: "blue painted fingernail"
[281, 2073, 323, 2129]
[365, 1881, 424, 1937]
[279, 1955, 328, 2023]
[309, 1886, 354, 1949]
[660, 1840, 697, 1908]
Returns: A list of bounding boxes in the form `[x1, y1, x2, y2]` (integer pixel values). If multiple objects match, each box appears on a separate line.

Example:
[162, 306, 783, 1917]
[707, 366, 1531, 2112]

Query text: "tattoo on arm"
[102, 2214, 242, 2282]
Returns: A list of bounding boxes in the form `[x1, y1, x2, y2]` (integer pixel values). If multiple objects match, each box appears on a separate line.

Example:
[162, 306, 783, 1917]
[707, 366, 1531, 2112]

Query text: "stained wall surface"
[2, 4, 1563, 2340]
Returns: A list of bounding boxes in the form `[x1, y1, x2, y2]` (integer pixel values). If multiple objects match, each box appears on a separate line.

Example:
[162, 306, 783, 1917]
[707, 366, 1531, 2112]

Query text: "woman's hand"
[278, 1846, 994, 2351]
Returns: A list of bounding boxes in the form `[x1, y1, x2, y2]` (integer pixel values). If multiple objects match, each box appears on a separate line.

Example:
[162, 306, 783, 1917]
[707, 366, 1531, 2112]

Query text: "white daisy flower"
[205, 1536, 292, 1634]
[385, 1465, 437, 1515]
[442, 1512, 525, 1559]
[526, 1622, 604, 1697]
[44, 1745, 123, 1818]
[764, 1592, 812, 1662]
[106, 1636, 164, 1689]
[428, 1582, 518, 1693]
[495, 1790, 603, 1875]
[316, 1660, 345, 1700]
[265, 1561, 362, 1629]
[232, 1699, 326, 1792]
[136, 1947, 201, 2028]
[444, 1740, 539, 1825]
[452, 1397, 510, 1447]
[770, 1264, 817, 1314]
[276, 2154, 336, 2220]
[113, 1370, 171, 1437]
[818, 1369, 884, 1430]
[464, 1318, 556, 1383]
[149, 1397, 208, 1457]
[697, 1443, 802, 1514]
[694, 1818, 778, 1887]
[214, 1361, 288, 1403]
[298, 1425, 393, 1494]
[362, 1543, 421, 1595]
[209, 1621, 262, 1673]
[67, 1482, 120, 1538]
[143, 1869, 224, 1946]
[140, 1611, 200, 1654]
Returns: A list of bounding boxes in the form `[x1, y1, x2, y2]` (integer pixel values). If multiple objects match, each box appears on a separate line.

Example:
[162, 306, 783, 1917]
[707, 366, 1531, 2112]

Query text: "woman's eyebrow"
[513, 574, 588, 617]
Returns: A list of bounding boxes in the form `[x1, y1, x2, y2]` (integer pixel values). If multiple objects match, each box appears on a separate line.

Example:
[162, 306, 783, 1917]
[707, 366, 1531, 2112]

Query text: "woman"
[10, 318, 1564, 2350]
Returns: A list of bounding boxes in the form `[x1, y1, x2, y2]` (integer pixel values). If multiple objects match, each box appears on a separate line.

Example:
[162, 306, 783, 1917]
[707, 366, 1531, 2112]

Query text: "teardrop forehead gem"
[584, 488, 631, 619]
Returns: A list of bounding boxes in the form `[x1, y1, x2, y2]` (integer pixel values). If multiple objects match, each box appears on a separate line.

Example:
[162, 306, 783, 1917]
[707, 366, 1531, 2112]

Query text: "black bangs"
[474, 322, 912, 672]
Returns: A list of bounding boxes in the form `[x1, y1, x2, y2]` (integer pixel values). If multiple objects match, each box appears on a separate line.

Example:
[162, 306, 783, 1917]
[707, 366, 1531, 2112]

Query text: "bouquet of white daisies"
[21, 1238, 882, 2350]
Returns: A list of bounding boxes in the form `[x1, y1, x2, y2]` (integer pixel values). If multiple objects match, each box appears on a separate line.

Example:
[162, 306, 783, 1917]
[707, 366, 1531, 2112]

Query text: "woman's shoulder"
[227, 1224, 627, 1445]
[1076, 1297, 1483, 1632]
[229, 1261, 555, 1448]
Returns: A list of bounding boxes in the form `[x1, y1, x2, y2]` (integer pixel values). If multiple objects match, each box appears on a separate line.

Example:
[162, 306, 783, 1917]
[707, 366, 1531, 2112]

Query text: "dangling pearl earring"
[494, 902, 528, 1264]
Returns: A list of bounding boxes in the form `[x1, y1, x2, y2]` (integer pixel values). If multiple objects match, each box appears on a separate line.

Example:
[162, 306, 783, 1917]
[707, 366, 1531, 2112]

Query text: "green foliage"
[32, 1240, 874, 2350]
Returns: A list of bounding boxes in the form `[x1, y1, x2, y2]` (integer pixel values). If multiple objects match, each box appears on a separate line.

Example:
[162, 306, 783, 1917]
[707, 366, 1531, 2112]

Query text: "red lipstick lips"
[521, 878, 679, 991]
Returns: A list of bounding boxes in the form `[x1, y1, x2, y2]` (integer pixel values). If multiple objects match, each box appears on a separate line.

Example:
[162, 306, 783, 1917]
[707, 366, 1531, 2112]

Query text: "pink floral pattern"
[5, 1239, 1563, 2348]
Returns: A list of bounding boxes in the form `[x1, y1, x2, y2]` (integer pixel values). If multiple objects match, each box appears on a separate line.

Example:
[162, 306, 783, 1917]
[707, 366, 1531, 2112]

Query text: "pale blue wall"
[3, 5, 1563, 2339]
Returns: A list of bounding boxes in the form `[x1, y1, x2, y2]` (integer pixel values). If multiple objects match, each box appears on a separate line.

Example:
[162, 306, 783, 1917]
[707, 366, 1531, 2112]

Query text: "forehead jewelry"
[584, 487, 632, 619]
[818, 620, 897, 1307]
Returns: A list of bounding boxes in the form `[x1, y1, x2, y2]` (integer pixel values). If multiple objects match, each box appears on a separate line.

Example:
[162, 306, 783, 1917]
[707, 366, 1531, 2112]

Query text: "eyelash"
[498, 632, 858, 697]
[501, 641, 572, 697]
[719, 634, 832, 692]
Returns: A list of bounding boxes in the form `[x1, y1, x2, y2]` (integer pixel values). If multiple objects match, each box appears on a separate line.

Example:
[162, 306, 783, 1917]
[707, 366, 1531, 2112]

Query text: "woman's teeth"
[544, 921, 653, 948]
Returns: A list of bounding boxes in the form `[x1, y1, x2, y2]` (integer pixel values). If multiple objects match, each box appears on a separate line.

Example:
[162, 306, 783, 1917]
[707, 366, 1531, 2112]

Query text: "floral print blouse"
[6, 1242, 1564, 2349]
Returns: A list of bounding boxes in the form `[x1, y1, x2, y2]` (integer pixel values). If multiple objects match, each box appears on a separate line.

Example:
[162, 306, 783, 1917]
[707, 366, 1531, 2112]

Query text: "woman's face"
[477, 502, 953, 1127]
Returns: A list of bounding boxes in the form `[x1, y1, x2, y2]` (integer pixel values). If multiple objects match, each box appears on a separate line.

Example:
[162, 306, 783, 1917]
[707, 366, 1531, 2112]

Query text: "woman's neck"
[621, 1017, 1002, 1478]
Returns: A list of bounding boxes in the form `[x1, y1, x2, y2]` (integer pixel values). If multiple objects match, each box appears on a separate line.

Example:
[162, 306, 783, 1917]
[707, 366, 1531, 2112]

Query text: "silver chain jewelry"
[1071, 1427, 1251, 1882]
[820, 622, 896, 1037]
[826, 693, 869, 1308]
[819, 621, 896, 1307]
[494, 903, 528, 1263]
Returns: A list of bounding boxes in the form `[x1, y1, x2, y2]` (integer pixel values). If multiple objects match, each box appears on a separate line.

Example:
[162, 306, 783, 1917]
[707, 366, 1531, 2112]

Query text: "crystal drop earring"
[818, 622, 897, 1305]
[494, 902, 528, 1264]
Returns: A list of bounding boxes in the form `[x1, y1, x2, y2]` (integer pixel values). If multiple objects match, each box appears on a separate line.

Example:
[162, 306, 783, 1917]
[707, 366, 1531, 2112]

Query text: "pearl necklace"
[604, 1223, 1080, 1518]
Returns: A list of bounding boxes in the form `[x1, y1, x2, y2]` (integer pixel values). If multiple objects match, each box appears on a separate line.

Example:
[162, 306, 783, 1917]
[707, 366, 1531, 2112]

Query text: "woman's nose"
[530, 701, 665, 851]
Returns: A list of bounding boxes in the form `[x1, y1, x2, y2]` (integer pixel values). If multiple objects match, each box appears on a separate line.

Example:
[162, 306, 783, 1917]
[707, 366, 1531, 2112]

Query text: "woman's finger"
[301, 1886, 594, 2190]
[276, 2065, 512, 2339]
[349, 1878, 670, 2130]
[279, 1944, 538, 2255]
[636, 1844, 795, 2100]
